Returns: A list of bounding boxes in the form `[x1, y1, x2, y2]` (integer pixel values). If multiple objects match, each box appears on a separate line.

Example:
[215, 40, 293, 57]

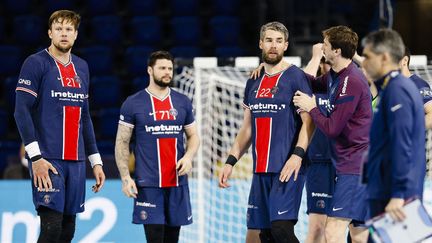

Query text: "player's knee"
[309, 220, 326, 236]
[324, 226, 340, 243]
[144, 224, 165, 243]
[259, 229, 275, 243]
[59, 214, 76, 243]
[271, 220, 298, 243]
[38, 207, 63, 243]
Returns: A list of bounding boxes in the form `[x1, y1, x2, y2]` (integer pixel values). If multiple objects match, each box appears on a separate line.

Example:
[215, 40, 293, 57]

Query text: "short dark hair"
[48, 10, 81, 30]
[147, 51, 174, 67]
[362, 28, 405, 65]
[322, 25, 358, 59]
[260, 21, 289, 42]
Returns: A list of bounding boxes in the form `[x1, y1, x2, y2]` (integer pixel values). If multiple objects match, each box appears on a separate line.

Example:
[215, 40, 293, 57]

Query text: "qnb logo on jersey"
[248, 102, 286, 112]
[136, 201, 157, 208]
[145, 124, 183, 135]
[18, 78, 31, 85]
[51, 90, 88, 102]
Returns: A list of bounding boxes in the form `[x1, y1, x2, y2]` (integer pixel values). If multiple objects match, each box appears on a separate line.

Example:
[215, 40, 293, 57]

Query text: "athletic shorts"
[327, 174, 368, 224]
[133, 184, 192, 226]
[306, 162, 336, 215]
[29, 159, 86, 215]
[247, 173, 305, 229]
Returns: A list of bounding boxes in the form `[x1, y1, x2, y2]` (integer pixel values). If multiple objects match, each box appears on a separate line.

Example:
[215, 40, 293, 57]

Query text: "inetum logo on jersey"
[51, 90, 88, 101]
[145, 124, 183, 135]
[248, 103, 286, 112]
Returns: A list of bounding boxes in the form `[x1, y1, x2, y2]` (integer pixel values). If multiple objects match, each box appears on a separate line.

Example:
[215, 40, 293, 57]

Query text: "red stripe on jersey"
[63, 106, 81, 160]
[157, 138, 178, 187]
[151, 96, 176, 120]
[55, 61, 81, 88]
[256, 73, 282, 98]
[255, 117, 272, 173]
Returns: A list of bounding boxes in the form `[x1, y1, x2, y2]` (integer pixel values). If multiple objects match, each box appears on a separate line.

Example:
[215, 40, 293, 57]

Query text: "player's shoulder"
[71, 53, 89, 68]
[24, 49, 48, 65]
[410, 74, 429, 88]
[125, 89, 148, 102]
[170, 88, 192, 103]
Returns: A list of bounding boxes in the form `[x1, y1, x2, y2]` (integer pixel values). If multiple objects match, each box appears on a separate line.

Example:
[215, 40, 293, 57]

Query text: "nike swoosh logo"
[277, 210, 289, 215]
[80, 203, 85, 208]
[332, 207, 343, 211]
[187, 215, 193, 221]
[339, 93, 347, 97]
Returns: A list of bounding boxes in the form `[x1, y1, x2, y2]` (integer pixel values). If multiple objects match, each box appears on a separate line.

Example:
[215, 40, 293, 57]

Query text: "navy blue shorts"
[247, 173, 305, 229]
[327, 174, 368, 224]
[133, 184, 192, 226]
[29, 159, 86, 215]
[306, 162, 336, 215]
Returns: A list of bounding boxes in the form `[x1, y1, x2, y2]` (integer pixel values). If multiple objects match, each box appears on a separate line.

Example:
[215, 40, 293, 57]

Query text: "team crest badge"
[43, 195, 51, 204]
[169, 108, 178, 117]
[140, 210, 148, 220]
[74, 75, 82, 84]
[270, 86, 279, 94]
[316, 200, 325, 209]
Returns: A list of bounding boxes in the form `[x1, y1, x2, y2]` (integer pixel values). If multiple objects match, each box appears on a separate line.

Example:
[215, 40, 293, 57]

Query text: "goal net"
[173, 64, 308, 242]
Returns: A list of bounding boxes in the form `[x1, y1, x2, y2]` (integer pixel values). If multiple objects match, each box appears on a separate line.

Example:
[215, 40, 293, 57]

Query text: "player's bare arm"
[280, 111, 314, 182]
[424, 103, 432, 129]
[91, 164, 105, 193]
[177, 124, 200, 176]
[115, 124, 137, 198]
[219, 108, 252, 188]
[303, 43, 323, 77]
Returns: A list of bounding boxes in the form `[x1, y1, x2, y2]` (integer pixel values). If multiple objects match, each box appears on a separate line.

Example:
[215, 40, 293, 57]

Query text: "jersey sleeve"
[295, 71, 312, 95]
[309, 76, 364, 138]
[417, 81, 432, 105]
[16, 56, 42, 97]
[119, 98, 135, 128]
[184, 97, 196, 129]
[308, 73, 328, 93]
[386, 85, 418, 198]
[14, 56, 43, 147]
[81, 73, 99, 156]
[242, 78, 254, 109]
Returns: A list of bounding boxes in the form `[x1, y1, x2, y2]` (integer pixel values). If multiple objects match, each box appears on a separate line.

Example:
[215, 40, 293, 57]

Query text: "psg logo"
[316, 200, 325, 209]
[270, 86, 279, 94]
[74, 75, 82, 84]
[43, 195, 51, 204]
[140, 210, 148, 220]
[169, 108, 178, 117]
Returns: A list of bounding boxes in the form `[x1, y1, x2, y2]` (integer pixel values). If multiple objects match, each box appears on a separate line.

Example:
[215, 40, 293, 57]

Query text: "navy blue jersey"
[307, 94, 333, 163]
[243, 65, 312, 173]
[119, 88, 195, 188]
[410, 74, 432, 106]
[15, 49, 98, 160]
[309, 62, 372, 175]
[367, 71, 426, 200]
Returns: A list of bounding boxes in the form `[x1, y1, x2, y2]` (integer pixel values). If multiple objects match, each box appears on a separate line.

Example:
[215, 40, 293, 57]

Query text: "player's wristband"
[88, 153, 103, 168]
[25, 141, 41, 159]
[293, 146, 305, 159]
[225, 154, 238, 166]
[30, 155, 43, 162]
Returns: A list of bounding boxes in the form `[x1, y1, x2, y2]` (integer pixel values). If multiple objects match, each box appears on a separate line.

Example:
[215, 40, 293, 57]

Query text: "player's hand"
[293, 91, 316, 112]
[385, 198, 406, 221]
[279, 155, 302, 182]
[219, 164, 233, 188]
[176, 157, 192, 176]
[32, 158, 58, 191]
[312, 43, 324, 59]
[92, 164, 105, 193]
[250, 63, 265, 79]
[121, 176, 138, 198]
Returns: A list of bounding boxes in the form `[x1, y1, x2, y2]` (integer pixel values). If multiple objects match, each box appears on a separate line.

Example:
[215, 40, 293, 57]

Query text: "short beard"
[53, 42, 72, 53]
[262, 51, 283, 65]
[154, 78, 172, 88]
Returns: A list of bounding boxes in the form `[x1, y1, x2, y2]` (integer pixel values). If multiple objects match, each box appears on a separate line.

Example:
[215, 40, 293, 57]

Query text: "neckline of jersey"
[145, 88, 171, 101]
[45, 48, 72, 66]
